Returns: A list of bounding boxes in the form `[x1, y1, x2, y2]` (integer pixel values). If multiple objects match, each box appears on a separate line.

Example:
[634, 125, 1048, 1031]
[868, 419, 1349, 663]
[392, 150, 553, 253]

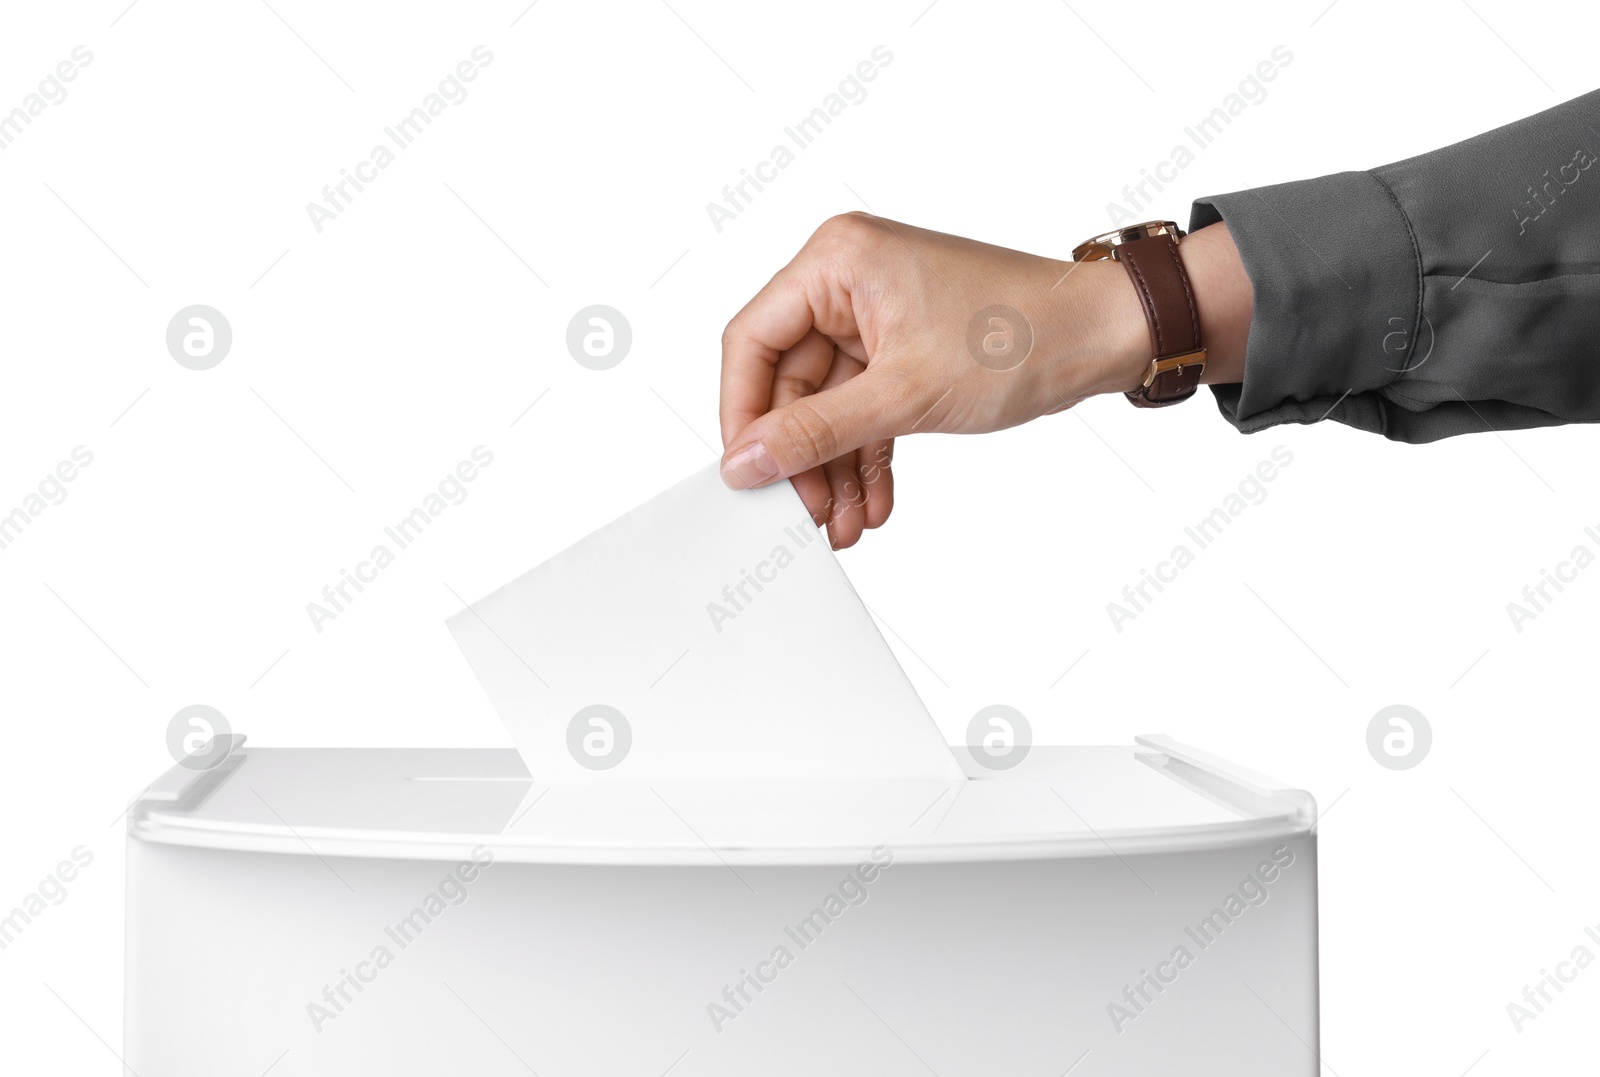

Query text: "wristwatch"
[1071, 221, 1206, 408]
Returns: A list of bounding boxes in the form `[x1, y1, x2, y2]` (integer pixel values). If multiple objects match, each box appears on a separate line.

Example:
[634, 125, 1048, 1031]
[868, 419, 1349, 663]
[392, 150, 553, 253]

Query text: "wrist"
[1063, 221, 1251, 403]
[1047, 259, 1152, 401]
[1175, 222, 1250, 386]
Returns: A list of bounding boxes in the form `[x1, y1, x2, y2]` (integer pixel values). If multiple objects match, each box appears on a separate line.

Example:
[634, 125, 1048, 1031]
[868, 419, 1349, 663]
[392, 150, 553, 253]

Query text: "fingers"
[789, 465, 834, 532]
[860, 438, 895, 531]
[827, 440, 894, 547]
[822, 453, 865, 549]
[718, 267, 818, 449]
[752, 335, 897, 545]
[719, 239, 862, 451]
[767, 329, 837, 529]
[814, 350, 868, 548]
[823, 443, 895, 548]
[719, 367, 915, 490]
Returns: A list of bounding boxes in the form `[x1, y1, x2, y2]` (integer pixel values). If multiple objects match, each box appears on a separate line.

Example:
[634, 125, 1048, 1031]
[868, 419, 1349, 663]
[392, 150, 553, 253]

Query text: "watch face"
[1072, 220, 1183, 262]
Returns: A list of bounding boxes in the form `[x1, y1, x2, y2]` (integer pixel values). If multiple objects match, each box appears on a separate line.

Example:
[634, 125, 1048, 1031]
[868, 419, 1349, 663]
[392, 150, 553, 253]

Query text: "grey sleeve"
[1191, 89, 1600, 442]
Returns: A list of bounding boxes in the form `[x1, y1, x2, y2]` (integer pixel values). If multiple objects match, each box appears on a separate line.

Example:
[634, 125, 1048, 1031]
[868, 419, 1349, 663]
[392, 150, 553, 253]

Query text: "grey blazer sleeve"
[1191, 89, 1600, 442]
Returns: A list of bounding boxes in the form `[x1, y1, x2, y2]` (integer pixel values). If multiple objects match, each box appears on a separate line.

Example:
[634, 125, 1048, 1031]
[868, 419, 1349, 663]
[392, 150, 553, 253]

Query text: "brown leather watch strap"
[1115, 234, 1206, 408]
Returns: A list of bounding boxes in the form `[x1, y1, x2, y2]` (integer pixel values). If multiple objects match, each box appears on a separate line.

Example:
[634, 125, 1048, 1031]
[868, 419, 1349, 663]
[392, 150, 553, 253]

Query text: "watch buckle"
[1143, 349, 1207, 388]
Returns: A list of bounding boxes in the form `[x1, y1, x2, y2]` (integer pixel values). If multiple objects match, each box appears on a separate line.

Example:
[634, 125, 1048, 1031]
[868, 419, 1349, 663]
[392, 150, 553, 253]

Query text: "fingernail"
[721, 441, 779, 489]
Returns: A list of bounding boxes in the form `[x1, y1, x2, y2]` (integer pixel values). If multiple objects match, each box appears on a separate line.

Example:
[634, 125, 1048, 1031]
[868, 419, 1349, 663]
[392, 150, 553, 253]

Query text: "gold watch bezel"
[1071, 220, 1185, 263]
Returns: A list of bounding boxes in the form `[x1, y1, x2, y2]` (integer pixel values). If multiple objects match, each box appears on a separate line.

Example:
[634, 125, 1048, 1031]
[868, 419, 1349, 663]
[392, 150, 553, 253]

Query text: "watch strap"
[1116, 234, 1206, 408]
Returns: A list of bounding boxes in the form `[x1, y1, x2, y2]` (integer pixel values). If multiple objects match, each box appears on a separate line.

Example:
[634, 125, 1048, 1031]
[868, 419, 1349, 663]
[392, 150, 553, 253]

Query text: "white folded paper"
[447, 463, 962, 782]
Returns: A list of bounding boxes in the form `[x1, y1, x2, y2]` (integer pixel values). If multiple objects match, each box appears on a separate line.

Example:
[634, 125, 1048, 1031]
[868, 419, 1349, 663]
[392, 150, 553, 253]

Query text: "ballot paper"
[447, 463, 964, 782]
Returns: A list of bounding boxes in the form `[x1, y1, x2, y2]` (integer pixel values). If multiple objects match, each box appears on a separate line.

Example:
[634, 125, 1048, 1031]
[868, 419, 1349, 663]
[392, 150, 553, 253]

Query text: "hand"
[718, 213, 1250, 547]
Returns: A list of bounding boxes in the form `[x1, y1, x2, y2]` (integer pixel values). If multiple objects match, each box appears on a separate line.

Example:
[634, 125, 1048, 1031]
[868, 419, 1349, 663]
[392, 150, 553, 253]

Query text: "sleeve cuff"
[1190, 171, 1422, 438]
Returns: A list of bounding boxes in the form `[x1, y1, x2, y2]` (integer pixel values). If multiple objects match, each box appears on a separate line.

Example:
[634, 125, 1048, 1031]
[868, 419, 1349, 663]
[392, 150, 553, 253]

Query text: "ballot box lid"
[127, 736, 1316, 866]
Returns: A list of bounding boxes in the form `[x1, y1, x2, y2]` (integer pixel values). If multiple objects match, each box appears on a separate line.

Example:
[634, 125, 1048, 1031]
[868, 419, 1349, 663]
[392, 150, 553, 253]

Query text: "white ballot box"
[123, 735, 1319, 1075]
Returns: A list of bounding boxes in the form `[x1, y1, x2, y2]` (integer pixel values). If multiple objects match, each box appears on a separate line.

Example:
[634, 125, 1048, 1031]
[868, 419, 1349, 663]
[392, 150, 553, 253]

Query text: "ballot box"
[122, 734, 1318, 1075]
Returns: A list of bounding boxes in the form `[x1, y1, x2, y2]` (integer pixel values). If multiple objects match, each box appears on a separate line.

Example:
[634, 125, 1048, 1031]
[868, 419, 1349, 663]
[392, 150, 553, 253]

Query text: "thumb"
[720, 370, 914, 490]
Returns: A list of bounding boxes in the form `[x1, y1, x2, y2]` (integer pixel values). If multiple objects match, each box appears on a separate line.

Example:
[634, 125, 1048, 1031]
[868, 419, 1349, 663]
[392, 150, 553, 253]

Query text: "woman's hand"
[718, 213, 1250, 548]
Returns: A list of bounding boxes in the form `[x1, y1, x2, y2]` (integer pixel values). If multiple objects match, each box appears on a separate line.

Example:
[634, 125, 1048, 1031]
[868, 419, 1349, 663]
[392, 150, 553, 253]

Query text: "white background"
[1, 0, 1596, 1072]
